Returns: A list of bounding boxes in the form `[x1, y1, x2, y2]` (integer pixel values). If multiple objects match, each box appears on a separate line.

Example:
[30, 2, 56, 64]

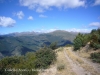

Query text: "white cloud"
[0, 16, 16, 27]
[39, 14, 47, 18]
[28, 16, 33, 20]
[93, 0, 100, 5]
[19, 0, 85, 12]
[89, 22, 100, 27]
[16, 11, 24, 19]
[36, 7, 45, 13]
[66, 28, 91, 33]
[34, 28, 91, 33]
[35, 29, 57, 33]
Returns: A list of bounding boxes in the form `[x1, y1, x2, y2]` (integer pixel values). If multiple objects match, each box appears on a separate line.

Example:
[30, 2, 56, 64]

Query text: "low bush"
[57, 64, 65, 71]
[66, 44, 73, 47]
[34, 47, 56, 69]
[90, 52, 100, 63]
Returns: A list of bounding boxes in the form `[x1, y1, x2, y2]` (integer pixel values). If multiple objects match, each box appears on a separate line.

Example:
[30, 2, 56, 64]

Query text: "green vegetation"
[0, 53, 38, 75]
[0, 46, 56, 75]
[90, 52, 100, 63]
[57, 64, 65, 71]
[34, 47, 56, 69]
[90, 29, 100, 49]
[74, 29, 100, 50]
[73, 33, 89, 50]
[0, 53, 37, 75]
[66, 44, 73, 47]
[0, 30, 76, 58]
[73, 28, 100, 63]
[49, 42, 57, 50]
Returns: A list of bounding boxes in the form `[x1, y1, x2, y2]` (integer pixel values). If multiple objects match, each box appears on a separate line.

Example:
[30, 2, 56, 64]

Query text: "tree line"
[73, 28, 100, 63]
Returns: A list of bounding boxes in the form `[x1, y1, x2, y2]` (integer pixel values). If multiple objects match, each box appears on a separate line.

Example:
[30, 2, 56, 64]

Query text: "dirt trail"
[81, 57, 100, 73]
[74, 50, 100, 73]
[64, 48, 90, 75]
[39, 47, 100, 75]
[64, 47, 100, 75]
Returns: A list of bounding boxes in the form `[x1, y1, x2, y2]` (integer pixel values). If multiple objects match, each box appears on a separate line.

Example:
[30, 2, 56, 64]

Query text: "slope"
[0, 30, 77, 58]
[39, 47, 100, 75]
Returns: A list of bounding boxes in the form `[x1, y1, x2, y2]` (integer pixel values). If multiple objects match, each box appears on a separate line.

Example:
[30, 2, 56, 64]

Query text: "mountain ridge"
[0, 30, 77, 59]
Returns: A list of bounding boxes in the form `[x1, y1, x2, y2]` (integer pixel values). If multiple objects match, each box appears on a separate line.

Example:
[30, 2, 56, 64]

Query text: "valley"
[0, 30, 77, 58]
[0, 29, 100, 75]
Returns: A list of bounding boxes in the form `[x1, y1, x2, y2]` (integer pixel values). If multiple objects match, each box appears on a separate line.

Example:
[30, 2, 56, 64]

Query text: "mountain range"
[0, 30, 77, 59]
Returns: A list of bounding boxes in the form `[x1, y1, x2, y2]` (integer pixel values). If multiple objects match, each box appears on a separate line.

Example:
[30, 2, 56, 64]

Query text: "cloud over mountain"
[89, 22, 100, 28]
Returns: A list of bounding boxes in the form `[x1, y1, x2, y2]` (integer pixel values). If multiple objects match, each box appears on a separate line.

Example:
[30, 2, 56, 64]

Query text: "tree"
[73, 33, 89, 50]
[90, 29, 100, 49]
[49, 42, 57, 50]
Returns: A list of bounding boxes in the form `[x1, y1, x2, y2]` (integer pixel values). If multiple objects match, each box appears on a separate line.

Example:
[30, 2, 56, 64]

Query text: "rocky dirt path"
[64, 49, 90, 75]
[64, 47, 100, 75]
[39, 47, 100, 75]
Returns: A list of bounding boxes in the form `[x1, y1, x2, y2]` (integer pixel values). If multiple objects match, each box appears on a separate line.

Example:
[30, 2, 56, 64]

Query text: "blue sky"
[0, 0, 100, 34]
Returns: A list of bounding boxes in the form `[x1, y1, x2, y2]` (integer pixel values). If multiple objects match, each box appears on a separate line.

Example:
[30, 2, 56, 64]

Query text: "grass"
[56, 47, 64, 52]
[90, 52, 100, 63]
[56, 47, 76, 75]
[66, 47, 84, 64]
[65, 47, 100, 75]
[57, 64, 65, 71]
[39, 47, 100, 75]
[76, 50, 90, 58]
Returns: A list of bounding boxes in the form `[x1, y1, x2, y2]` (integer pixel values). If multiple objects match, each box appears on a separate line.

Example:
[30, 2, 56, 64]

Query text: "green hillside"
[0, 30, 77, 58]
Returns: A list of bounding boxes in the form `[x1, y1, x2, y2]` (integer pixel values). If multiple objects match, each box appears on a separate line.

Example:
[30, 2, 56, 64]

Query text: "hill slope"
[39, 47, 100, 75]
[0, 30, 77, 58]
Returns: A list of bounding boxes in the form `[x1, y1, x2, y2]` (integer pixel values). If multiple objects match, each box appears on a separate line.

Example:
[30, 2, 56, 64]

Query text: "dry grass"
[77, 51, 90, 58]
[55, 47, 63, 52]
[39, 47, 76, 75]
[65, 47, 100, 75]
[38, 65, 57, 75]
[39, 47, 100, 75]
[56, 47, 76, 75]
[81, 64, 98, 75]
[77, 47, 100, 58]
[66, 47, 84, 64]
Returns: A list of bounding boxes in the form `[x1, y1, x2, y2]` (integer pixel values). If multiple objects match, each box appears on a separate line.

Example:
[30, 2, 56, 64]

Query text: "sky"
[0, 0, 100, 34]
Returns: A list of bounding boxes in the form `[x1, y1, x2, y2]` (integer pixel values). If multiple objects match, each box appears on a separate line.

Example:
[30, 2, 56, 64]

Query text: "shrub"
[73, 33, 89, 51]
[90, 52, 100, 63]
[0, 54, 38, 75]
[57, 64, 65, 71]
[49, 42, 57, 50]
[34, 47, 56, 69]
[66, 44, 73, 47]
[93, 43, 100, 49]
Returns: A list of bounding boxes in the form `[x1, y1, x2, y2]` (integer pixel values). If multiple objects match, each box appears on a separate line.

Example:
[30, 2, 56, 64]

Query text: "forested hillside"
[0, 29, 100, 75]
[0, 30, 77, 58]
